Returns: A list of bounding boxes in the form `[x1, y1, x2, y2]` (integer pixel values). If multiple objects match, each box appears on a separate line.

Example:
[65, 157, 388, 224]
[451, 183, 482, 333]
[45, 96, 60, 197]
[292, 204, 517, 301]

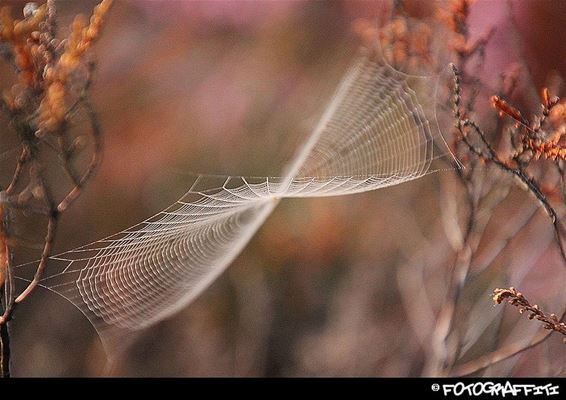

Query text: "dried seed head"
[23, 3, 39, 19]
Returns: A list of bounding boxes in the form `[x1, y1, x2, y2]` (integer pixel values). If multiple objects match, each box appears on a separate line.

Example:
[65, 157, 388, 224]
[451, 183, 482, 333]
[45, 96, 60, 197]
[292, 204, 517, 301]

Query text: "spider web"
[14, 51, 458, 354]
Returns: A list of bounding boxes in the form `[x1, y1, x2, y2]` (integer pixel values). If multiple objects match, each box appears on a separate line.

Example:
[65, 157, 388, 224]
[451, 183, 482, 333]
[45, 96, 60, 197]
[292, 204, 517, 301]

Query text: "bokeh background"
[1, 0, 566, 376]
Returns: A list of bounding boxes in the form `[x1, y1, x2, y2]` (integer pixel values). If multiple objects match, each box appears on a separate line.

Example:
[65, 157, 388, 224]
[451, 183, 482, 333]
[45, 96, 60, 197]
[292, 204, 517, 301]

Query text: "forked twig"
[451, 64, 566, 267]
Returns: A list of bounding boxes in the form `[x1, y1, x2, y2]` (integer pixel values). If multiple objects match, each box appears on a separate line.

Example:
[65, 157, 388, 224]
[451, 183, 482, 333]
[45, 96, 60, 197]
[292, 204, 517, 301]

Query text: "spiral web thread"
[14, 52, 456, 353]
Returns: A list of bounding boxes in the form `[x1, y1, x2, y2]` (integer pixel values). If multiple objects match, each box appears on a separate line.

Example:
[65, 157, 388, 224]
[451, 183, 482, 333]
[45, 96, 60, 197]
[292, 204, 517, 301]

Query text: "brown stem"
[12, 159, 58, 305]
[6, 146, 30, 195]
[0, 187, 12, 378]
[0, 315, 10, 378]
[57, 99, 103, 213]
[14, 211, 58, 305]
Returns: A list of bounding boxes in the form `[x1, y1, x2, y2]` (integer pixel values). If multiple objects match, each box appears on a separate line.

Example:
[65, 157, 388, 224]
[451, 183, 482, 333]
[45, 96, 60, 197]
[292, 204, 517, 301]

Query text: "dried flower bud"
[490, 95, 526, 124]
[23, 3, 39, 19]
[542, 87, 551, 109]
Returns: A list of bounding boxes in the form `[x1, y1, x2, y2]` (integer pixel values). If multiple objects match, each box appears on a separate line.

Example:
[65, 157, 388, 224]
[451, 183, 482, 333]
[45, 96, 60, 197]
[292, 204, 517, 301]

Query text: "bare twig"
[493, 287, 566, 337]
[6, 147, 30, 195]
[451, 320, 561, 376]
[0, 317, 10, 378]
[57, 98, 103, 214]
[451, 64, 566, 267]
[451, 293, 566, 377]
[14, 212, 58, 304]
[0, 196, 12, 378]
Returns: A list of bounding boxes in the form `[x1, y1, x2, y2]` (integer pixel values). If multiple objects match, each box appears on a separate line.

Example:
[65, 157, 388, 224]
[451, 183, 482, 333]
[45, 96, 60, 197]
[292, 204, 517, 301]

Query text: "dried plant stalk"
[0, 0, 112, 377]
[493, 287, 566, 338]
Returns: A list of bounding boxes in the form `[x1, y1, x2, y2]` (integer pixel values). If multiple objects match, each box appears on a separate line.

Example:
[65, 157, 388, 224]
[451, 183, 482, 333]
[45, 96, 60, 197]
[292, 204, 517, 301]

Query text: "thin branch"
[451, 64, 566, 267]
[57, 98, 103, 213]
[14, 213, 57, 304]
[451, 299, 566, 377]
[472, 202, 539, 274]
[0, 187, 13, 377]
[0, 315, 10, 378]
[13, 158, 58, 305]
[6, 146, 30, 195]
[494, 287, 566, 336]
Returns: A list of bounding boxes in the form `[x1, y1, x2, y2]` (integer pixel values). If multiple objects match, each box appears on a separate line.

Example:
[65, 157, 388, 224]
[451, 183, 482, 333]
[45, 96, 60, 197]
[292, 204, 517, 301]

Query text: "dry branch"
[0, 0, 112, 377]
